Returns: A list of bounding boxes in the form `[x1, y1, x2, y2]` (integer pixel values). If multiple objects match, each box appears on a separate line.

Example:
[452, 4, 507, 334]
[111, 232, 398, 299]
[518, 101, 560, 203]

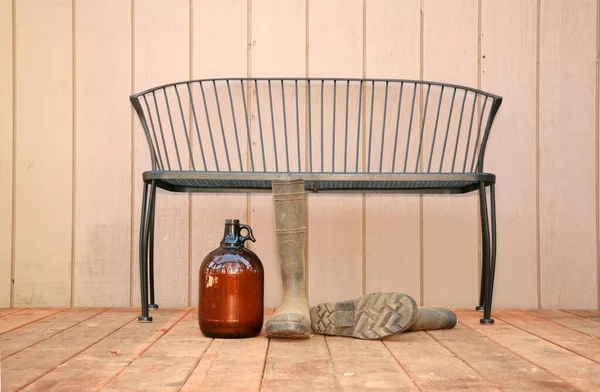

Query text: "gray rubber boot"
[265, 180, 312, 339]
[310, 292, 457, 340]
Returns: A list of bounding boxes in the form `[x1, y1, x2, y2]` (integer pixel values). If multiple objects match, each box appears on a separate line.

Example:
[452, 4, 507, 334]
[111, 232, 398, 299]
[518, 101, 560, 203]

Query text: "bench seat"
[144, 171, 495, 194]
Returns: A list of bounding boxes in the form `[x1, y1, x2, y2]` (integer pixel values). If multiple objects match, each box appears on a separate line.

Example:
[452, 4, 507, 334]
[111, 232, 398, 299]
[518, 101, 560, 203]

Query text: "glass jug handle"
[239, 224, 256, 243]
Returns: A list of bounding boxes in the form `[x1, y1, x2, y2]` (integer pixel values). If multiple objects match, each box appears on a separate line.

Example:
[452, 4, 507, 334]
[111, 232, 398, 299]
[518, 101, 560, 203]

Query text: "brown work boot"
[310, 292, 457, 339]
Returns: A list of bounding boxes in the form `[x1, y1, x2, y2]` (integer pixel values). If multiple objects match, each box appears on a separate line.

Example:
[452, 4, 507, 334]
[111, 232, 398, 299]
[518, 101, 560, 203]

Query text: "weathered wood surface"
[1, 308, 598, 392]
[456, 309, 600, 391]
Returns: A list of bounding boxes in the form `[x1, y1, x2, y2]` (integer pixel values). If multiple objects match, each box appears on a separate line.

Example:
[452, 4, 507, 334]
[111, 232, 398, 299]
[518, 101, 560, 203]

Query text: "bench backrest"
[130, 78, 502, 174]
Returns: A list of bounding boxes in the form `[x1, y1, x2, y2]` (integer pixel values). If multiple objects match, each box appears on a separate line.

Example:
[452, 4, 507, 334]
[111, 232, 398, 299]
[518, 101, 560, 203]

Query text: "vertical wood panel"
[0, 0, 13, 307]
[14, 0, 73, 306]
[422, 0, 479, 307]
[251, 0, 306, 307]
[308, 0, 363, 305]
[539, 0, 597, 309]
[190, 0, 248, 307]
[481, 0, 537, 308]
[132, 0, 190, 307]
[364, 0, 421, 301]
[73, 0, 132, 306]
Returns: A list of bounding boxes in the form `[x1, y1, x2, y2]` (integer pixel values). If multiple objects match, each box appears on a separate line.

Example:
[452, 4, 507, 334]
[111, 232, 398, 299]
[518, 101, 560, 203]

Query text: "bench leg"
[148, 195, 158, 310]
[138, 181, 157, 322]
[138, 182, 151, 322]
[479, 182, 497, 324]
[477, 183, 489, 313]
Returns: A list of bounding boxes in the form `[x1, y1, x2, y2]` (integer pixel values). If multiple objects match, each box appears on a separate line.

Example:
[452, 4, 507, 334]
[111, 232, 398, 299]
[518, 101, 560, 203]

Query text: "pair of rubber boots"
[265, 180, 456, 339]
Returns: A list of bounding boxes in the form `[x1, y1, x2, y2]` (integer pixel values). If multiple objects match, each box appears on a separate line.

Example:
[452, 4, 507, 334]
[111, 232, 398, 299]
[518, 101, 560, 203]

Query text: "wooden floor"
[1, 308, 599, 391]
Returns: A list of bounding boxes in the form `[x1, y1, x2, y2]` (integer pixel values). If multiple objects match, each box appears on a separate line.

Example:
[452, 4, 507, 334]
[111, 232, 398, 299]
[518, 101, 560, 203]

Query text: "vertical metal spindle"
[174, 85, 196, 171]
[403, 83, 418, 173]
[240, 80, 255, 172]
[226, 80, 244, 172]
[462, 92, 478, 173]
[281, 80, 290, 172]
[142, 95, 165, 170]
[199, 81, 220, 171]
[450, 90, 468, 173]
[367, 81, 376, 172]
[162, 88, 183, 170]
[332, 80, 337, 172]
[295, 80, 301, 172]
[391, 82, 404, 173]
[414, 84, 431, 172]
[439, 87, 457, 172]
[308, 80, 313, 172]
[343, 80, 350, 173]
[212, 81, 232, 171]
[379, 81, 389, 172]
[254, 80, 268, 171]
[320, 80, 324, 173]
[152, 91, 172, 170]
[187, 83, 208, 171]
[267, 80, 279, 172]
[470, 96, 489, 172]
[355, 81, 363, 173]
[427, 86, 444, 173]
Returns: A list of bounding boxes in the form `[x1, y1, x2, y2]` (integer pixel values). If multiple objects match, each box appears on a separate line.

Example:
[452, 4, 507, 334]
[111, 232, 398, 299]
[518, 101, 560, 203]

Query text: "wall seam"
[10, 0, 16, 308]
[476, 0, 482, 306]
[129, 0, 136, 307]
[246, 0, 252, 247]
[305, 0, 310, 297]
[536, 0, 541, 309]
[419, 0, 424, 307]
[188, 0, 193, 307]
[70, 0, 77, 307]
[596, 0, 600, 310]
[361, 0, 367, 295]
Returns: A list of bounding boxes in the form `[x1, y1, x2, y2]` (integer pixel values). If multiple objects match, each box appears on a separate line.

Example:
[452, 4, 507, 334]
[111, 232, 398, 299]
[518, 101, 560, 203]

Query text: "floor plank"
[527, 309, 600, 339]
[325, 336, 418, 391]
[0, 309, 24, 318]
[0, 308, 66, 334]
[22, 308, 188, 392]
[494, 309, 600, 363]
[181, 310, 272, 391]
[1, 308, 107, 358]
[262, 334, 337, 391]
[429, 322, 576, 391]
[383, 330, 499, 391]
[562, 310, 600, 322]
[2, 308, 138, 391]
[180, 338, 268, 391]
[456, 310, 600, 391]
[101, 310, 212, 391]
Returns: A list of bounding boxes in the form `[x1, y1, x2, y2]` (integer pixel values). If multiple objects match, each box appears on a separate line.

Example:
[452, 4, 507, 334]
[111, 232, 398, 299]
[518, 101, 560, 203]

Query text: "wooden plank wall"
[14, 0, 73, 307]
[1, 0, 599, 310]
[0, 0, 13, 306]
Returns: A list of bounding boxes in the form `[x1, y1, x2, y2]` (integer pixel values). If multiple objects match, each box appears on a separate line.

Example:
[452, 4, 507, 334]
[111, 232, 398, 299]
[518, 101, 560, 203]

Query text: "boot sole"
[265, 321, 312, 339]
[310, 292, 418, 340]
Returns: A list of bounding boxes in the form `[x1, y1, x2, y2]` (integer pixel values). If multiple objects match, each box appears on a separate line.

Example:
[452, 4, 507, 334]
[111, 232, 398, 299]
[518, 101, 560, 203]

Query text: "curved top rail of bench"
[131, 77, 502, 100]
[130, 78, 502, 175]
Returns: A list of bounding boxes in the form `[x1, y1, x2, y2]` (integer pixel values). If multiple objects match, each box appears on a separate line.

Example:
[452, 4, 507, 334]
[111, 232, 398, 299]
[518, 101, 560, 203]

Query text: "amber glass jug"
[198, 219, 264, 338]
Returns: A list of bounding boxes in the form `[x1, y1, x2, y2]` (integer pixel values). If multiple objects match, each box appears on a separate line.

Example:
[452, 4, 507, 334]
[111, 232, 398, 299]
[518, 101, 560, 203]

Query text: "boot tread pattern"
[353, 293, 414, 339]
[310, 292, 416, 340]
[311, 303, 352, 337]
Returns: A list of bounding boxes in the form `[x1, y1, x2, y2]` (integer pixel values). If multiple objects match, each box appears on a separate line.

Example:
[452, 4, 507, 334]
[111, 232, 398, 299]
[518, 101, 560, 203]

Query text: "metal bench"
[130, 78, 502, 325]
